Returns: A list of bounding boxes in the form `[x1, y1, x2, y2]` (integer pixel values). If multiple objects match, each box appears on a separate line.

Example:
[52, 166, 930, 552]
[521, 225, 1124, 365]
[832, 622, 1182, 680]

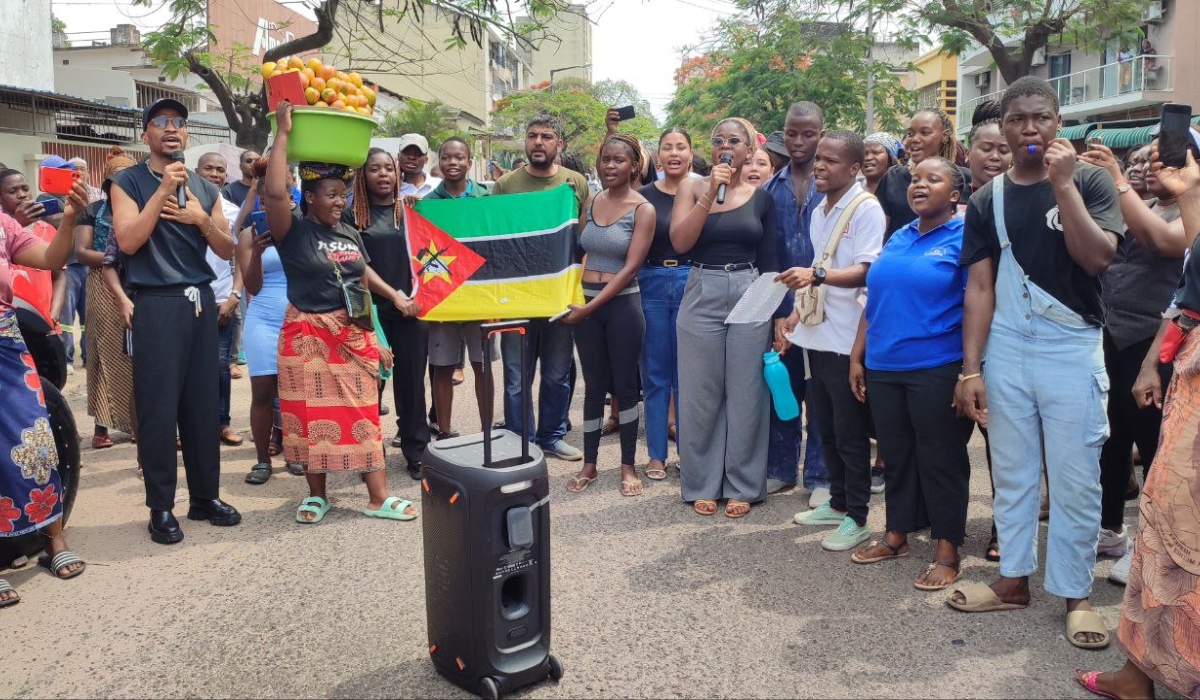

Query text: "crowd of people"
[2, 75, 1200, 700]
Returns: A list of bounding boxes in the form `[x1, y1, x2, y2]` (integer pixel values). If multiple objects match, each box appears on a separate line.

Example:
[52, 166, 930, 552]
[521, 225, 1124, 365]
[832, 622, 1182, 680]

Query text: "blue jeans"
[60, 263, 88, 364]
[639, 264, 688, 461]
[766, 343, 829, 489]
[501, 318, 573, 448]
[217, 315, 235, 426]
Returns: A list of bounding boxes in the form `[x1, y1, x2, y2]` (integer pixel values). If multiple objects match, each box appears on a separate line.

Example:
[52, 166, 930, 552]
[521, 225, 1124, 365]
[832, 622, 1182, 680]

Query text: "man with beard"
[492, 116, 589, 460]
[110, 99, 241, 545]
[397, 134, 442, 199]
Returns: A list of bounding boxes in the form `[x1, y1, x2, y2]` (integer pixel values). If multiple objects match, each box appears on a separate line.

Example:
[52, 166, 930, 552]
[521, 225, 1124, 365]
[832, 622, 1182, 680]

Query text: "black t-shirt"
[341, 204, 410, 300]
[877, 163, 973, 242]
[960, 164, 1124, 326]
[689, 188, 779, 272]
[111, 163, 220, 289]
[638, 182, 687, 261]
[1174, 240, 1200, 316]
[277, 213, 371, 313]
[222, 181, 252, 207]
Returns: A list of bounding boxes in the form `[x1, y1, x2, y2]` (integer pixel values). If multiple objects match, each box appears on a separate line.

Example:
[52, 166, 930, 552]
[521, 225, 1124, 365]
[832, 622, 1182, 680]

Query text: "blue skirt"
[0, 312, 63, 537]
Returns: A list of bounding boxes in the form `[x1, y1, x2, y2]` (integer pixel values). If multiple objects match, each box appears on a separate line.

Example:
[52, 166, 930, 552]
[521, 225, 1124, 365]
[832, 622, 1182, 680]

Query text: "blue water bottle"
[763, 351, 800, 420]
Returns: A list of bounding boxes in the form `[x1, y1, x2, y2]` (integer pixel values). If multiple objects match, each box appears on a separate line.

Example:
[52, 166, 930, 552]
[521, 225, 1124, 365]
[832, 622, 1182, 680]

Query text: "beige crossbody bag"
[795, 190, 875, 326]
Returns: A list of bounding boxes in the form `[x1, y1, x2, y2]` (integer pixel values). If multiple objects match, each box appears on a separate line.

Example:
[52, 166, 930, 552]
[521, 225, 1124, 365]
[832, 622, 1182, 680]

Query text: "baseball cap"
[142, 98, 189, 129]
[39, 155, 75, 170]
[763, 131, 788, 159]
[397, 134, 430, 155]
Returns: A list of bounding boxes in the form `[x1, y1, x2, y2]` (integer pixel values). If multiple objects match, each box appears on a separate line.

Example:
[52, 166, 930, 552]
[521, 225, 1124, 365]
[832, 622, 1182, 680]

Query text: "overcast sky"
[53, 0, 732, 122]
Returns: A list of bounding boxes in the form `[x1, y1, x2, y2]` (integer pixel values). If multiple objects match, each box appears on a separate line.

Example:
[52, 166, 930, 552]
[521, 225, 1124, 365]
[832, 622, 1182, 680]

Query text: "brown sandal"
[693, 499, 717, 516]
[725, 500, 751, 518]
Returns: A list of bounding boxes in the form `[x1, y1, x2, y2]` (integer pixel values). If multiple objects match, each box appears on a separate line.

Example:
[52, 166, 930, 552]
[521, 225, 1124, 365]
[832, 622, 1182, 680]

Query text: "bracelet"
[957, 372, 982, 383]
[202, 219, 214, 238]
[696, 200, 711, 211]
[699, 194, 713, 205]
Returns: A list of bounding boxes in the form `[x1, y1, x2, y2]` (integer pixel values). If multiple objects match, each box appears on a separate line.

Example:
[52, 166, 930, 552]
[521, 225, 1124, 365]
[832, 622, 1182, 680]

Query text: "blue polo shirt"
[864, 216, 966, 371]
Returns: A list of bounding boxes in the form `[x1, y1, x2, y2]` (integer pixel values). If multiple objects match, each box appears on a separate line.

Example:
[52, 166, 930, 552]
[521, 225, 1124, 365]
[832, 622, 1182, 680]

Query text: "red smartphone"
[39, 166, 80, 196]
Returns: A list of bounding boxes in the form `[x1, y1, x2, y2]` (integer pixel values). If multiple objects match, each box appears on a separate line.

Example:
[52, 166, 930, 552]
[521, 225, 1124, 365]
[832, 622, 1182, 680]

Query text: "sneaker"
[543, 439, 582, 461]
[66, 363, 75, 375]
[379, 403, 390, 416]
[870, 466, 885, 494]
[1109, 544, 1134, 585]
[794, 501, 845, 526]
[1098, 527, 1129, 557]
[391, 436, 403, 448]
[808, 486, 831, 509]
[766, 479, 796, 494]
[821, 517, 872, 551]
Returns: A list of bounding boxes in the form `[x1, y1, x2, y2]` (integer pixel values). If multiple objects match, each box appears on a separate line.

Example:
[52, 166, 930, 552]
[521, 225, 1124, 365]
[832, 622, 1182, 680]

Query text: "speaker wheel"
[548, 654, 564, 681]
[478, 676, 500, 700]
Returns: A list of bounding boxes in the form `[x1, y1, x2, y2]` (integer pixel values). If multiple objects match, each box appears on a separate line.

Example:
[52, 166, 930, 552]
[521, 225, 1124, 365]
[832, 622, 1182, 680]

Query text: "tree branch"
[263, 0, 341, 63]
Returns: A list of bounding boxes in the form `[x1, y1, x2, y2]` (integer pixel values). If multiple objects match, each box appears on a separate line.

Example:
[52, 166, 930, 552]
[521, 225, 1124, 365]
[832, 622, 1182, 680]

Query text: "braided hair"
[911, 108, 958, 163]
[925, 156, 967, 195]
[968, 99, 1003, 145]
[598, 133, 647, 186]
[352, 147, 401, 232]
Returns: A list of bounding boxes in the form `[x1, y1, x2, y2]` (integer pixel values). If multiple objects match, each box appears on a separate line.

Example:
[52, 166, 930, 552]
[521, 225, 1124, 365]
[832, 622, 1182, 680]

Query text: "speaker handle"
[480, 320, 530, 467]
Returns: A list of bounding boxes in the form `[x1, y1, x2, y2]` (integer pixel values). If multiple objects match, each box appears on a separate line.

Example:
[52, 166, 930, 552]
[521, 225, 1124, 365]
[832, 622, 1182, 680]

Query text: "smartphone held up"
[1158, 103, 1198, 169]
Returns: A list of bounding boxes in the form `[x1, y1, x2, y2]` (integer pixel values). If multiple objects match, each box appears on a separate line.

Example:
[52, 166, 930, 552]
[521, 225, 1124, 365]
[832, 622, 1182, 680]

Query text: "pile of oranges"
[261, 56, 377, 117]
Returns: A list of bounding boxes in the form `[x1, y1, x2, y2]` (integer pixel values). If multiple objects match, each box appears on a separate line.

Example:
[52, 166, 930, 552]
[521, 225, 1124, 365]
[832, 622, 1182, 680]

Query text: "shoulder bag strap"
[815, 190, 874, 268]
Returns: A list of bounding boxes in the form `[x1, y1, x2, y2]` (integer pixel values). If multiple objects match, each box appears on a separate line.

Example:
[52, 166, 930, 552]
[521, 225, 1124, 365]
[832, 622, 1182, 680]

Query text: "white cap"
[397, 133, 429, 155]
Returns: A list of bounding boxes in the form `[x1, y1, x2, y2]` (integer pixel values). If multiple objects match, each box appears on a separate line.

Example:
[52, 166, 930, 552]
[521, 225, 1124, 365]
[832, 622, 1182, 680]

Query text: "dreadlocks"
[352, 147, 402, 232]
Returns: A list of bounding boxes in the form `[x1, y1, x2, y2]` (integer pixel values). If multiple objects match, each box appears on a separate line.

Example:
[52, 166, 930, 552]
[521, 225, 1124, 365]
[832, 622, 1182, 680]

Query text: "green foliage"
[665, 8, 913, 138]
[492, 78, 661, 158]
[374, 99, 465, 148]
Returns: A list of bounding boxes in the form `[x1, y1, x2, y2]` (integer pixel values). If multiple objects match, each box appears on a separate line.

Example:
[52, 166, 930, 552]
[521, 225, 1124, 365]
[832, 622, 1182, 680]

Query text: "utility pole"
[864, 0, 876, 133]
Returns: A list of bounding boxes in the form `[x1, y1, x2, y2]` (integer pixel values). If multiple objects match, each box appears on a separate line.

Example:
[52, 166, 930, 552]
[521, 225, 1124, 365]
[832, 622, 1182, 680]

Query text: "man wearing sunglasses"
[110, 98, 242, 545]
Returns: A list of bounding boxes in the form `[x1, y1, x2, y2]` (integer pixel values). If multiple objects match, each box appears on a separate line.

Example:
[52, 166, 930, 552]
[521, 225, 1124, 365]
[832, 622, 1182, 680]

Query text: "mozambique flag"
[405, 184, 584, 321]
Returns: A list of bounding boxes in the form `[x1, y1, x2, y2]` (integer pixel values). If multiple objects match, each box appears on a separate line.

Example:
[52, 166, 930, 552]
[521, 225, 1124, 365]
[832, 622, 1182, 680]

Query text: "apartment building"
[524, 3, 593, 85]
[956, 0, 1198, 147]
[911, 50, 958, 130]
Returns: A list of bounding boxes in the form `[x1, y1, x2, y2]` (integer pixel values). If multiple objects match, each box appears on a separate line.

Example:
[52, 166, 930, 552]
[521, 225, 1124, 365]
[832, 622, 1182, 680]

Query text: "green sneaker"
[793, 502, 845, 526]
[821, 517, 871, 551]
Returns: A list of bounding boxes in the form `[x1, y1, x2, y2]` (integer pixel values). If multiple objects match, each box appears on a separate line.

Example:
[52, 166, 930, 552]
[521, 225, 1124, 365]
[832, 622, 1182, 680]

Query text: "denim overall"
[981, 174, 1109, 599]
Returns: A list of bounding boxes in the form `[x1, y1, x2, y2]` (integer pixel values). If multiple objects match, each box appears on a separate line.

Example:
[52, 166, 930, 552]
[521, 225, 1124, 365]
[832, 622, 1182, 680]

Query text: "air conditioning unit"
[1031, 48, 1047, 67]
[974, 72, 991, 88]
[1143, 1, 1165, 23]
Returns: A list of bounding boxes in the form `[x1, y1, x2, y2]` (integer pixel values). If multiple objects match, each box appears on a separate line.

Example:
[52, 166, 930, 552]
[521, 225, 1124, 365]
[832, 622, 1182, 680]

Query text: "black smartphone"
[1158, 103, 1195, 168]
[615, 105, 635, 121]
[39, 198, 64, 217]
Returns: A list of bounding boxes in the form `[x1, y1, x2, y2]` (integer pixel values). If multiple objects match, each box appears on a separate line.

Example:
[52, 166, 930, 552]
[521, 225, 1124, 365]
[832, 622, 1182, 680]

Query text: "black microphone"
[170, 151, 187, 207]
[716, 152, 733, 204]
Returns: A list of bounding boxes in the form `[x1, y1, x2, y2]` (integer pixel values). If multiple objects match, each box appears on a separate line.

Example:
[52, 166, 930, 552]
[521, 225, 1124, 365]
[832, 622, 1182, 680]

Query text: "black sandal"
[245, 462, 272, 485]
[286, 462, 305, 476]
[986, 524, 1000, 562]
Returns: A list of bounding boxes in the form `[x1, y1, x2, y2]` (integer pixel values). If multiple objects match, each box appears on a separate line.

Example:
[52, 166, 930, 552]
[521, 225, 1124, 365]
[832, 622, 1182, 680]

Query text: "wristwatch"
[812, 268, 827, 287]
[1115, 181, 1131, 194]
[230, 290, 242, 300]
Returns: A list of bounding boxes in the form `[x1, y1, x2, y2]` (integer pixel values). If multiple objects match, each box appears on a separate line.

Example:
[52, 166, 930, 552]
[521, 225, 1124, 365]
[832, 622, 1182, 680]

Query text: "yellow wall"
[911, 50, 959, 130]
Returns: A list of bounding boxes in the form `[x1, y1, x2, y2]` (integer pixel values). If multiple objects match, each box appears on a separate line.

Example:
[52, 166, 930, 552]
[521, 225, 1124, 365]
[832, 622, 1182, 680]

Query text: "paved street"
[4, 355, 1135, 699]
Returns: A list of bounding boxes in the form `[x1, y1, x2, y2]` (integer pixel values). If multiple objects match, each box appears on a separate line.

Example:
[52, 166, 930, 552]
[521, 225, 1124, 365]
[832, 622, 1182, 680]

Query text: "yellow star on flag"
[414, 241, 458, 284]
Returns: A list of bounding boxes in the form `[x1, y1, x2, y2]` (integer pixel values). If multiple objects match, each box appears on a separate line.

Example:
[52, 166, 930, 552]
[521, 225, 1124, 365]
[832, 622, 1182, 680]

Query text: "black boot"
[148, 510, 184, 545]
[187, 498, 242, 526]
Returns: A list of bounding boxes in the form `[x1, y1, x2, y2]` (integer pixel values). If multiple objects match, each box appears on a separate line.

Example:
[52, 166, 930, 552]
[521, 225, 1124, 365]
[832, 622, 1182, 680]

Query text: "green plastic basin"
[268, 106, 376, 167]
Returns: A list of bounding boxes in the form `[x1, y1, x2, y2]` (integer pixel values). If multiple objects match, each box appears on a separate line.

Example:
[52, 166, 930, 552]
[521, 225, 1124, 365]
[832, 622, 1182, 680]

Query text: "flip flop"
[851, 539, 909, 564]
[620, 479, 643, 497]
[92, 434, 113, 449]
[38, 550, 86, 579]
[725, 500, 751, 518]
[0, 579, 18, 607]
[1067, 610, 1110, 650]
[295, 496, 331, 524]
[600, 419, 618, 437]
[946, 582, 1029, 612]
[645, 465, 667, 481]
[693, 499, 717, 516]
[566, 475, 596, 493]
[1075, 670, 1120, 700]
[363, 496, 417, 522]
[914, 560, 962, 591]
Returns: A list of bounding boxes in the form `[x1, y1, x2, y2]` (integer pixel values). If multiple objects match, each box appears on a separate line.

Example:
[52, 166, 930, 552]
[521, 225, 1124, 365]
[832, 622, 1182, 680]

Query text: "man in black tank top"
[109, 98, 242, 545]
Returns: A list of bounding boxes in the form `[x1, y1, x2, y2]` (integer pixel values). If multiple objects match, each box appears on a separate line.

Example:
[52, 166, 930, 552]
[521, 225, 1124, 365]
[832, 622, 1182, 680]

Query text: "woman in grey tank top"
[562, 134, 656, 496]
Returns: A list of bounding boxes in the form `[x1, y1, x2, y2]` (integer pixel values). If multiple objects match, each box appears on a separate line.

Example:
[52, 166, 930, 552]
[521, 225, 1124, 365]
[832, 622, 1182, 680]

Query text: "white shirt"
[786, 181, 884, 355]
[400, 175, 442, 199]
[204, 196, 241, 303]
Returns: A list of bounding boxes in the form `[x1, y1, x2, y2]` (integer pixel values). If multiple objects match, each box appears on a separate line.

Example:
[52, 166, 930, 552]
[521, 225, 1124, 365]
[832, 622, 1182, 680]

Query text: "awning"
[1093, 125, 1157, 149]
[1056, 124, 1095, 140]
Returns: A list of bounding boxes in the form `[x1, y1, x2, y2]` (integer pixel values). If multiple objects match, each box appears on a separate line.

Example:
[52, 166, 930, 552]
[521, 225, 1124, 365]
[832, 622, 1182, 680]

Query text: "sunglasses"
[148, 116, 187, 130]
[710, 137, 744, 147]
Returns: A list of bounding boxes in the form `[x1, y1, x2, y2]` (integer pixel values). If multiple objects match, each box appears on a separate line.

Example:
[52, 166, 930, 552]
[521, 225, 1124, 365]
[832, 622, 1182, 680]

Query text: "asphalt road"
[3, 356, 1139, 699]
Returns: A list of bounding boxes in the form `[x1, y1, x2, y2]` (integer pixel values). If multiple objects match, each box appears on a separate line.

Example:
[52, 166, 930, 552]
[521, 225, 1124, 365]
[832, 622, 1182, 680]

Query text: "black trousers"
[867, 362, 974, 545]
[132, 285, 221, 511]
[1100, 331, 1171, 529]
[377, 309, 429, 465]
[807, 350, 873, 526]
[574, 290, 645, 464]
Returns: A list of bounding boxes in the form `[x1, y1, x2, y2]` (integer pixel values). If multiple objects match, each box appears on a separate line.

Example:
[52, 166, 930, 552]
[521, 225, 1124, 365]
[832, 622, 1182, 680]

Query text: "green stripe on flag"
[414, 184, 579, 240]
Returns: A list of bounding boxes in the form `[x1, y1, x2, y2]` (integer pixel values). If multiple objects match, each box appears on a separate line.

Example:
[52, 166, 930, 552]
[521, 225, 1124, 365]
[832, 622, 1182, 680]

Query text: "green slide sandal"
[295, 496, 331, 524]
[363, 496, 417, 522]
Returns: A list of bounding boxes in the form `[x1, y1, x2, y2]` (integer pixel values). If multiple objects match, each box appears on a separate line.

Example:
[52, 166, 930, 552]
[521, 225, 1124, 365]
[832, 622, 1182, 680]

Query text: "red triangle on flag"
[404, 205, 486, 315]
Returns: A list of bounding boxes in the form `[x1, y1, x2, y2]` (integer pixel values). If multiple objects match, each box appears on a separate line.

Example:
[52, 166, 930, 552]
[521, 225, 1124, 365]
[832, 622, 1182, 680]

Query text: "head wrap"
[866, 132, 903, 161]
[105, 146, 136, 178]
[299, 162, 354, 182]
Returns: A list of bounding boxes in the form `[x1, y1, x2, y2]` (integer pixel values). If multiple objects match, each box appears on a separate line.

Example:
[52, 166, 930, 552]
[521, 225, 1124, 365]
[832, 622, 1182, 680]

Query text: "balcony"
[956, 55, 1172, 136]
